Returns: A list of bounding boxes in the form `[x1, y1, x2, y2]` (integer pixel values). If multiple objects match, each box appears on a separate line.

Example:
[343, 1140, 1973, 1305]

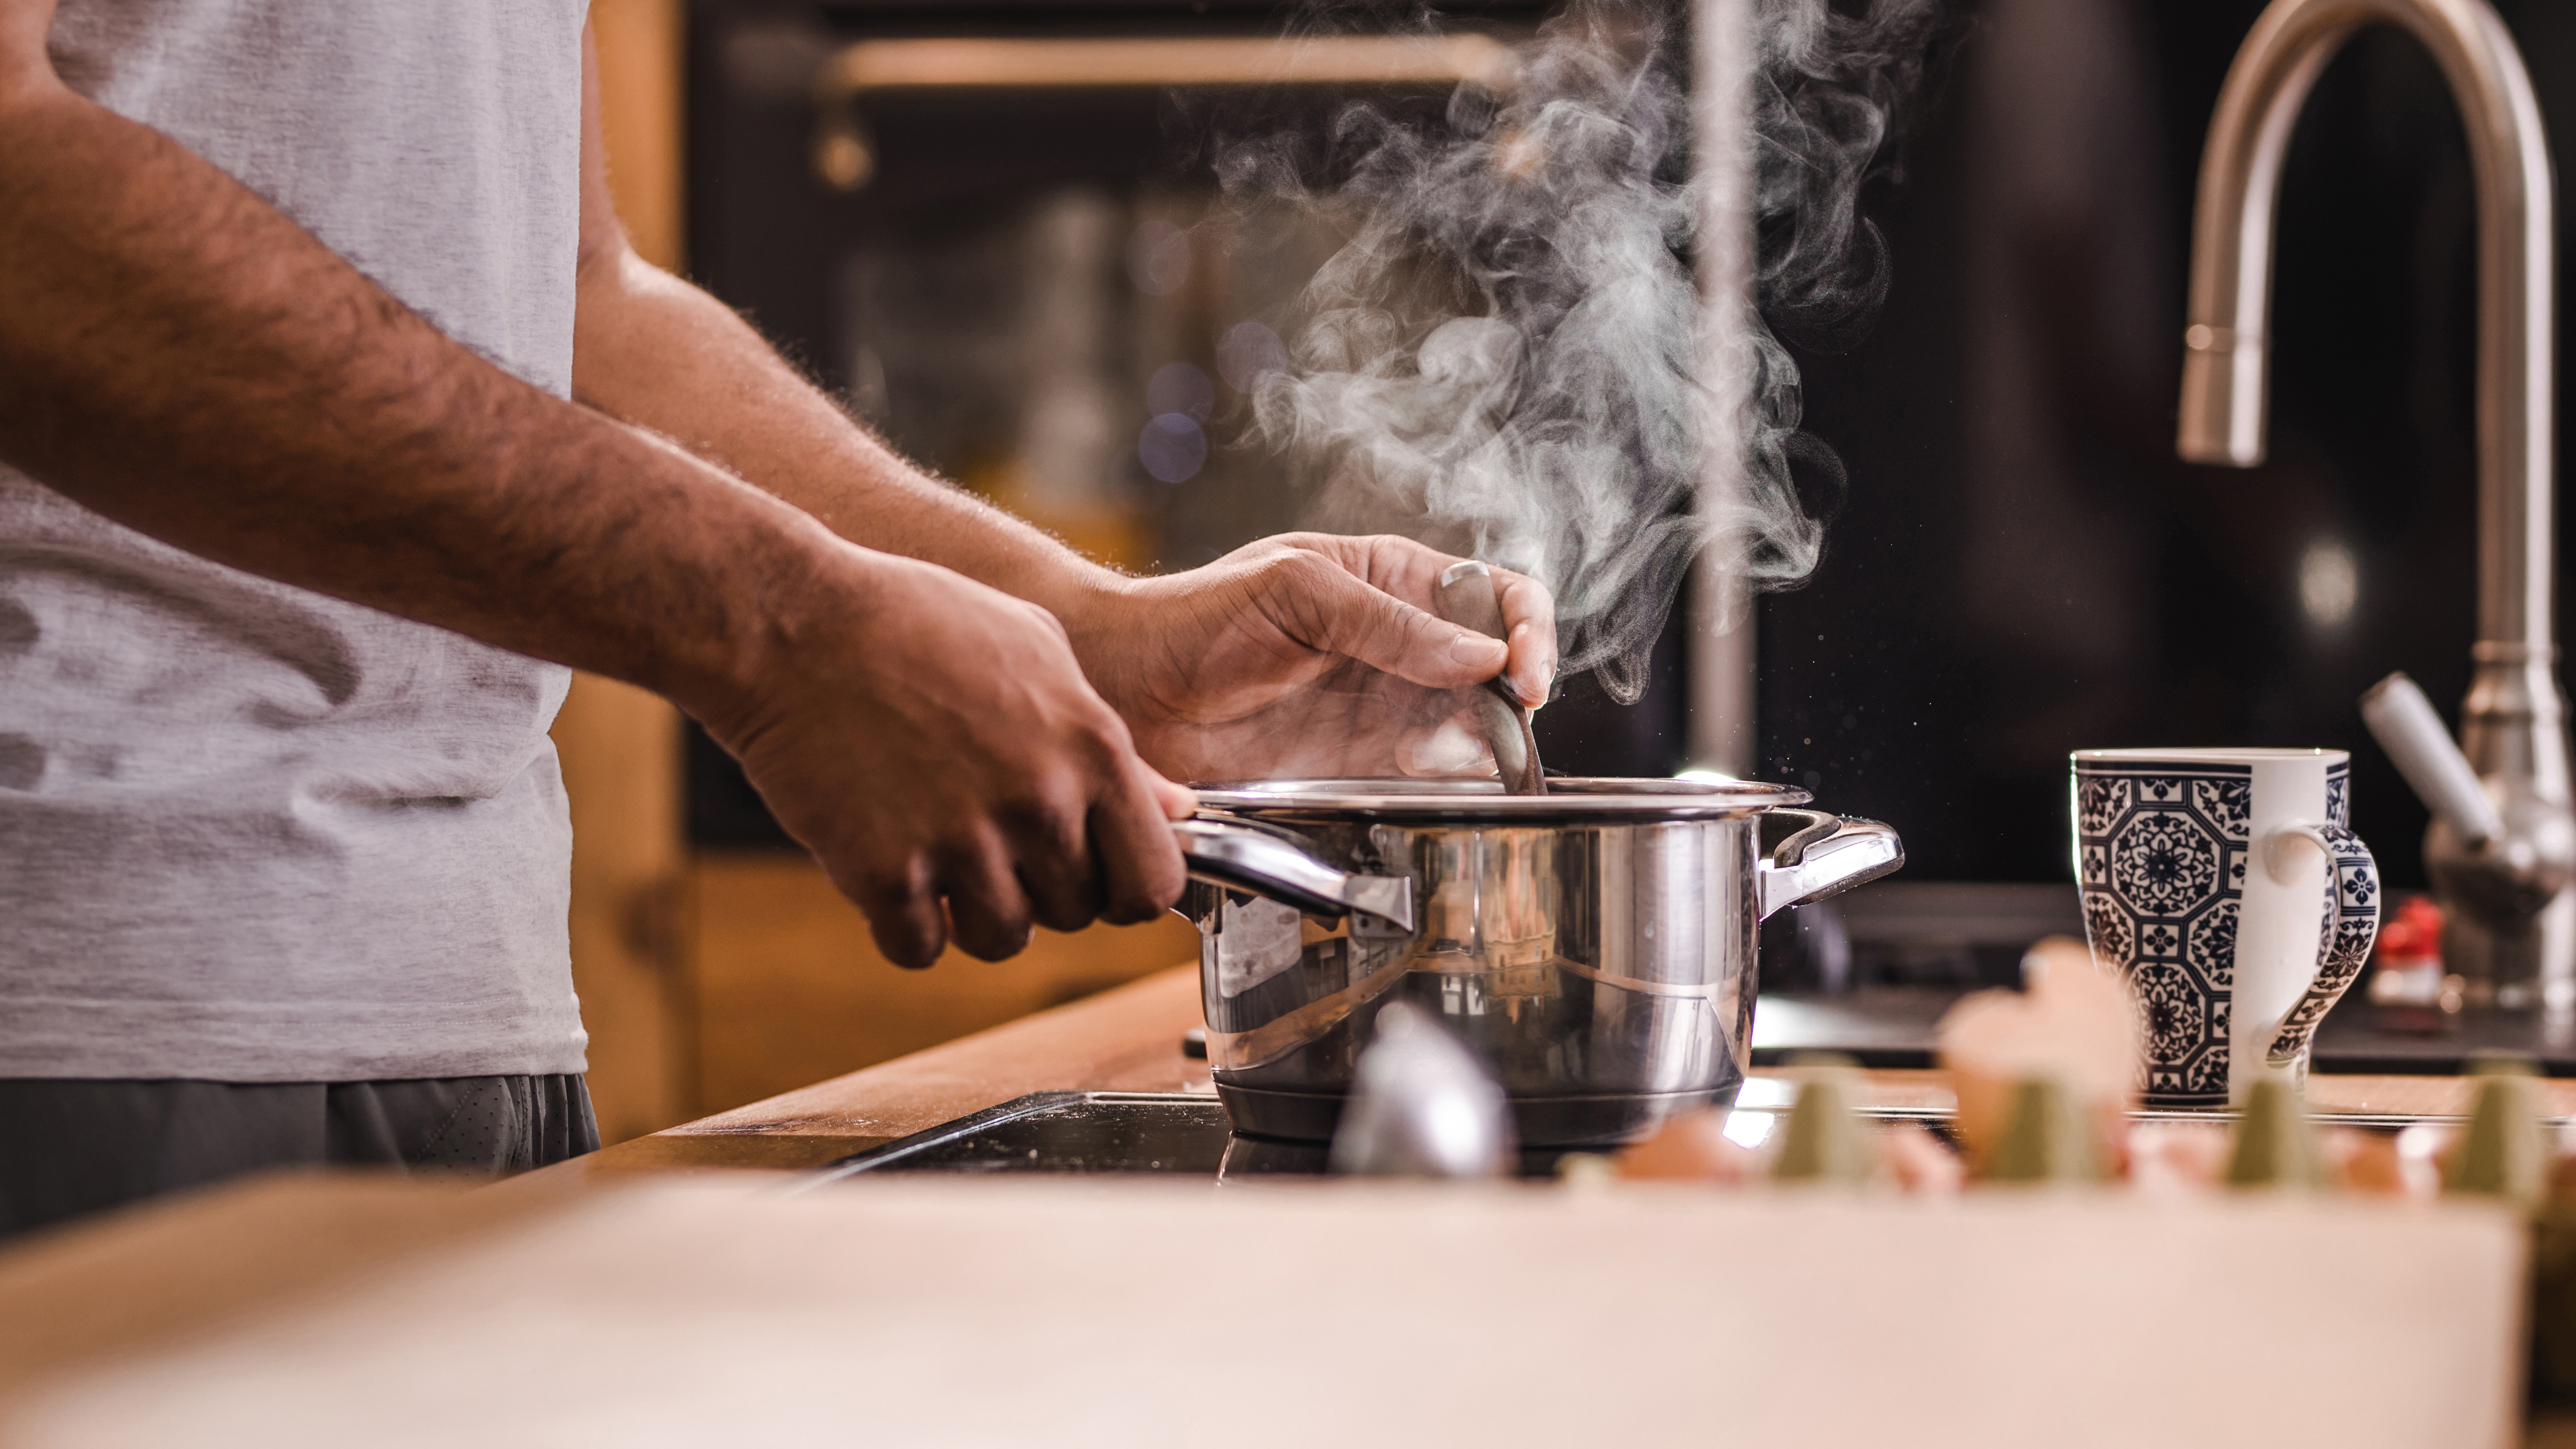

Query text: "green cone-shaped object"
[1773, 1071, 1877, 1184]
[2225, 1077, 2326, 1190]
[2447, 1064, 2549, 1210]
[1984, 1076, 2098, 1184]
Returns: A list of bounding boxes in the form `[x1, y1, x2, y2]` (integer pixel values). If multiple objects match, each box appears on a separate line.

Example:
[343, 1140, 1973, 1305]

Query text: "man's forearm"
[568, 248, 1122, 625]
[0, 79, 847, 723]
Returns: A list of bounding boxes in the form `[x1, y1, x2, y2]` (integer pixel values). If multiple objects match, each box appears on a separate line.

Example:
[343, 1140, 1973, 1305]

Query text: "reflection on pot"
[1194, 817, 1758, 1146]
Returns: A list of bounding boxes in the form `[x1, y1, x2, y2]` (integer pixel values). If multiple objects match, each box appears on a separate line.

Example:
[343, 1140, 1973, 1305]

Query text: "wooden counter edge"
[517, 961, 1213, 1182]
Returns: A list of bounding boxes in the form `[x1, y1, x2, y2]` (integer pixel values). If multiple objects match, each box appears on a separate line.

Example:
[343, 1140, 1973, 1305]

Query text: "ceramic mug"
[2072, 748, 2381, 1109]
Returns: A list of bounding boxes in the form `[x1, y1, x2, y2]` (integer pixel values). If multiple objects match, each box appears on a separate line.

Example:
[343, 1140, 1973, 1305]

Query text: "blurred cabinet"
[562, 0, 695, 1146]
[560, 2, 1195, 1141]
[553, 674, 692, 1145]
[688, 860, 1197, 1115]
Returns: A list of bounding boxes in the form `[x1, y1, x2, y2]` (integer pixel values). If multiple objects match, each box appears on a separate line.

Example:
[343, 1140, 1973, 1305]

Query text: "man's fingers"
[1269, 531, 1449, 604]
[1015, 860, 1099, 937]
[1091, 757, 1188, 925]
[851, 856, 948, 970]
[1270, 549, 1508, 691]
[1260, 536, 1557, 699]
[1491, 567, 1559, 706]
[939, 827, 1038, 962]
[994, 772, 1106, 934]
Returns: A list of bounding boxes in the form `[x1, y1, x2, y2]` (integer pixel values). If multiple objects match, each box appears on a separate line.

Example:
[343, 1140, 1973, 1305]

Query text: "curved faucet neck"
[2176, 0, 2555, 655]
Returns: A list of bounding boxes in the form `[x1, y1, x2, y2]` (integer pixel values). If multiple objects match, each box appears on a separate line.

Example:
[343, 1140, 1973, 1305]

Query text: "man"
[0, 0, 1554, 1233]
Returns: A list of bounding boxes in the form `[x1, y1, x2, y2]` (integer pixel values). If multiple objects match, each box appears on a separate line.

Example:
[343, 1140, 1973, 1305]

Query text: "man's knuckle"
[1001, 769, 1082, 826]
[1278, 549, 1340, 590]
[1057, 712, 1127, 775]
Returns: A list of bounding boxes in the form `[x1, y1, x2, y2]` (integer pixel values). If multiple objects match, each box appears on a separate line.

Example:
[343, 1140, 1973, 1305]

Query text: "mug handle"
[2261, 822, 2381, 1068]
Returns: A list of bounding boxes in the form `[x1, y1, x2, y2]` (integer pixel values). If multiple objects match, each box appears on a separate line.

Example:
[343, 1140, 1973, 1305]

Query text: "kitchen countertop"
[537, 966, 2576, 1184]
[4, 963, 2573, 1444]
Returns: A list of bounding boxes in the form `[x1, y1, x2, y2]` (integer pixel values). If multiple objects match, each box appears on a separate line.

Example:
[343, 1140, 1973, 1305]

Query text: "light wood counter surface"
[7, 967, 2576, 1443]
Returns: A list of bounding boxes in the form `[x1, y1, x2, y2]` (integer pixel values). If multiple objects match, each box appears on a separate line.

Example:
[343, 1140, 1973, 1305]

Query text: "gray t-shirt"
[0, 0, 591, 1080]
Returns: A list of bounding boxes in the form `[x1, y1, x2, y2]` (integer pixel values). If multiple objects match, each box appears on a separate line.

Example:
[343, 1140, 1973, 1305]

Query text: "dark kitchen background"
[678, 0, 2576, 900]
[1777, 0, 2576, 889]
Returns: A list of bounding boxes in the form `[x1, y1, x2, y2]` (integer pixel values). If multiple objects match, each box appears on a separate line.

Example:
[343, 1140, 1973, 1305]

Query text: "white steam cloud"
[1221, 0, 1942, 703]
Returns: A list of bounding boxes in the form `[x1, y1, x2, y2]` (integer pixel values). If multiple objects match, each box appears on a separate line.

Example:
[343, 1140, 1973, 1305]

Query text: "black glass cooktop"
[800, 1082, 1948, 1185]
[799, 1073, 2501, 1187]
[820, 1093, 1242, 1177]
[803, 1092, 1627, 1182]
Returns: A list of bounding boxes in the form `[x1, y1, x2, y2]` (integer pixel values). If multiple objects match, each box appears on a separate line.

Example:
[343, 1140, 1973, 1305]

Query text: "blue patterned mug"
[2072, 748, 2380, 1109]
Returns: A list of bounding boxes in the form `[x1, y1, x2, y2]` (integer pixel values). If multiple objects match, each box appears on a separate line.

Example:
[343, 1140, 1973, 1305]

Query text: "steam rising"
[1222, 0, 1941, 702]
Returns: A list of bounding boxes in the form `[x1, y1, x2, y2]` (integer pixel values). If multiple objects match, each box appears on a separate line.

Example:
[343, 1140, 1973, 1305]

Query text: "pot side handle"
[1757, 811, 1904, 921]
[1172, 817, 1417, 933]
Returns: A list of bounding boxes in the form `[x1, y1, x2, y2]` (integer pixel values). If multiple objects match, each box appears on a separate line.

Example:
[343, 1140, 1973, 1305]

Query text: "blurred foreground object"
[1936, 937, 2136, 1174]
[0, 1174, 2526, 1446]
[1327, 1002, 1512, 1178]
[1769, 1066, 1878, 1185]
[1982, 1077, 2104, 1185]
[2225, 1078, 2328, 1191]
[2449, 1059, 2550, 1209]
[1613, 1069, 1963, 1194]
[1614, 1108, 1763, 1184]
[2459, 1057, 2576, 1400]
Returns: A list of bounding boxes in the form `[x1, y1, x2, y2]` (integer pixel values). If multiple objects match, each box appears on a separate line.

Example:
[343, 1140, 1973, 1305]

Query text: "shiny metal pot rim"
[1193, 776, 1811, 822]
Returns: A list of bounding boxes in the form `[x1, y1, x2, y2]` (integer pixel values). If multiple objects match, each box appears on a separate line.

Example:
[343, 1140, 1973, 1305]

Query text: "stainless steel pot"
[1172, 778, 1903, 1146]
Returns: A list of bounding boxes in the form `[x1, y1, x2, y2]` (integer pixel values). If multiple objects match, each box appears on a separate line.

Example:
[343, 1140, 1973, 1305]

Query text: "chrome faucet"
[2176, 0, 2576, 1006]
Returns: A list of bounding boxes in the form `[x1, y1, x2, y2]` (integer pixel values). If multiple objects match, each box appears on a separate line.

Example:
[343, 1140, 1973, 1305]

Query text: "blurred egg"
[2126, 1121, 2230, 1196]
[1880, 1122, 1964, 1195]
[2324, 1128, 2424, 1198]
[1616, 1107, 1761, 1183]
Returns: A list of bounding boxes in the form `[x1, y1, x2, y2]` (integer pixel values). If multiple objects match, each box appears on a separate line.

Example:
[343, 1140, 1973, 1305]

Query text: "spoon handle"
[1435, 561, 1545, 796]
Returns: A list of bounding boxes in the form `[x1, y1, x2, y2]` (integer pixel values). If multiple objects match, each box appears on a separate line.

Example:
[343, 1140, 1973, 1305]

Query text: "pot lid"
[1191, 776, 1811, 821]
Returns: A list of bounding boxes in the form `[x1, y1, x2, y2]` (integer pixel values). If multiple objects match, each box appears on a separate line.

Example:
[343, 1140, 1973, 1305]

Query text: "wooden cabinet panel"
[553, 674, 690, 1144]
[688, 856, 1200, 1117]
[563, 0, 1204, 1135]
[555, 0, 694, 1147]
